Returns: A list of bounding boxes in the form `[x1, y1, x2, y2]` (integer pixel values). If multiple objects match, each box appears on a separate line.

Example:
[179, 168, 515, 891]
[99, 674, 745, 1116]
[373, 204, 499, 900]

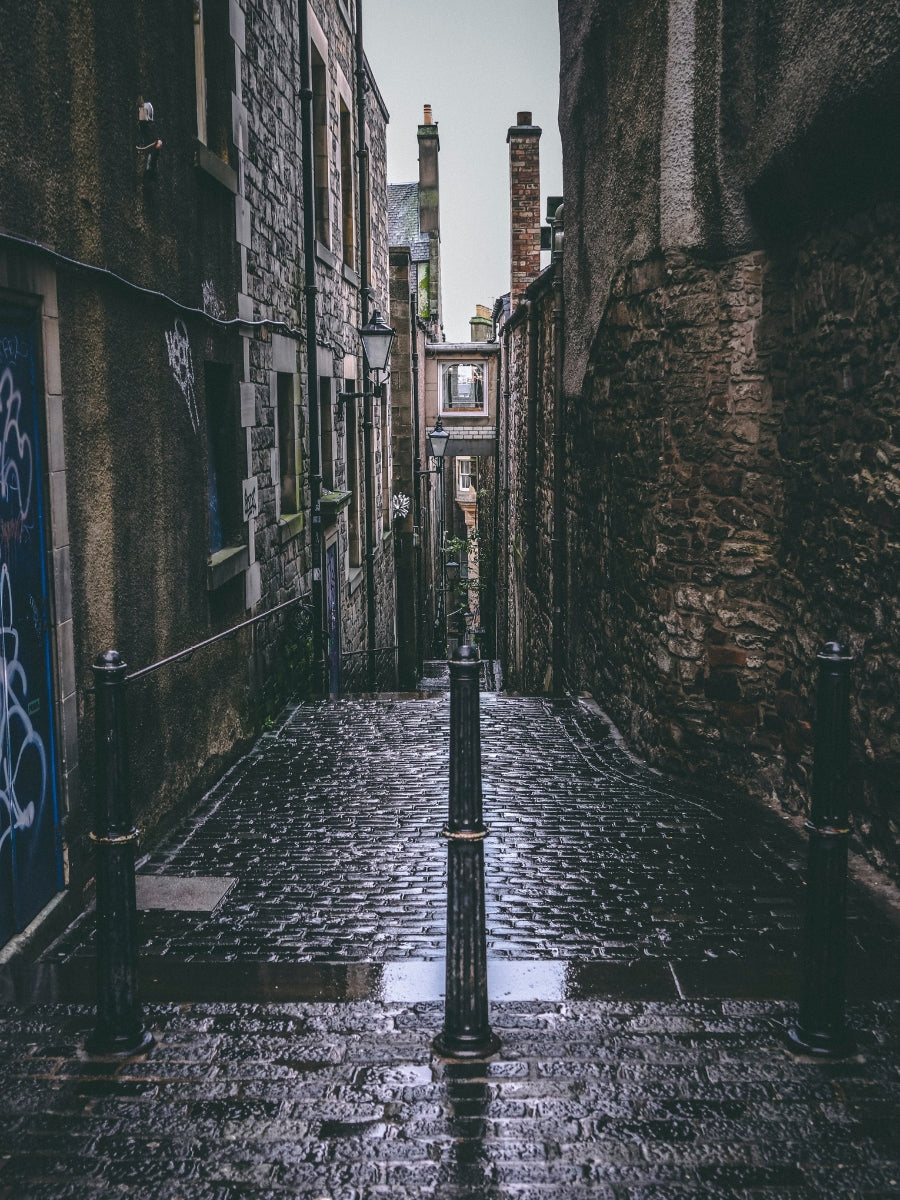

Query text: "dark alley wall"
[541, 0, 900, 880]
[0, 0, 395, 950]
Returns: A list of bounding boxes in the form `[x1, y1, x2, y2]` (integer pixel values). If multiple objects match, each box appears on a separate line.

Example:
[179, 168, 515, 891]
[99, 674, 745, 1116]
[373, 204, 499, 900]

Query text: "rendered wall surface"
[0, 0, 395, 942]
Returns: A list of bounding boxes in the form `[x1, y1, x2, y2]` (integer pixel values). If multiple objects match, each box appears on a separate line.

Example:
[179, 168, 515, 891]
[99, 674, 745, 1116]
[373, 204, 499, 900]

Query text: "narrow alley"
[1, 671, 899, 1198]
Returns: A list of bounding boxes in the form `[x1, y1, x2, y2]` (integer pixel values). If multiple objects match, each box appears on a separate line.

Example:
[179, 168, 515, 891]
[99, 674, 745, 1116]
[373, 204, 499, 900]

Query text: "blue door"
[0, 307, 62, 948]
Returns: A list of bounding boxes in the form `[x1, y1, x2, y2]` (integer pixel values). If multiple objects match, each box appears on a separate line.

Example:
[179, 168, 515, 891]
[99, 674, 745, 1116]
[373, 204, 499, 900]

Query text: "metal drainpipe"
[490, 330, 501, 663]
[411, 291, 424, 680]
[550, 204, 566, 696]
[356, 0, 377, 691]
[501, 317, 512, 676]
[526, 300, 538, 688]
[298, 0, 325, 695]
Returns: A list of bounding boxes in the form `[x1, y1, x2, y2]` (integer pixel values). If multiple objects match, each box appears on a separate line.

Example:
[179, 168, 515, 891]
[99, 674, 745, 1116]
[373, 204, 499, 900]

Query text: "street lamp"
[418, 418, 452, 657]
[428, 416, 450, 462]
[359, 309, 395, 377]
[337, 309, 397, 691]
[339, 310, 396, 408]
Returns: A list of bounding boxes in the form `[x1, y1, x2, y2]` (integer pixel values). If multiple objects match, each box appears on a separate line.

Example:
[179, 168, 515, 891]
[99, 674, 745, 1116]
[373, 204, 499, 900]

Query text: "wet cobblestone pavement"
[1, 670, 898, 1196]
[45, 674, 900, 999]
[0, 999, 899, 1198]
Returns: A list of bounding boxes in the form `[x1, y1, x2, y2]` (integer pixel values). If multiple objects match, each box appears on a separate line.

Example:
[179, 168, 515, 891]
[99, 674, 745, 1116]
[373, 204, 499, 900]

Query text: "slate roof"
[388, 182, 430, 262]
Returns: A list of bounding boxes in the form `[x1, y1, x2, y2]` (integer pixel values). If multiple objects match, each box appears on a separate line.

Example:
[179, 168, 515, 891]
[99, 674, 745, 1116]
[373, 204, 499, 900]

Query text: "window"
[319, 377, 335, 492]
[340, 101, 355, 269]
[345, 395, 361, 566]
[381, 393, 390, 532]
[277, 374, 298, 516]
[205, 362, 241, 552]
[193, 0, 234, 165]
[311, 45, 330, 248]
[440, 362, 488, 414]
[457, 457, 473, 495]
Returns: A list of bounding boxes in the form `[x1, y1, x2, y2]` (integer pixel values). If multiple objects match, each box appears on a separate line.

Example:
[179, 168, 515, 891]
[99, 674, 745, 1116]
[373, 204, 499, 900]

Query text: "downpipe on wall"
[297, 0, 326, 696]
[355, 0, 378, 692]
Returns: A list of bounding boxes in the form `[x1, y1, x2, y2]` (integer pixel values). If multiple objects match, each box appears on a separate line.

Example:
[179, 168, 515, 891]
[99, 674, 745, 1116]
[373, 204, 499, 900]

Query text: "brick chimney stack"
[508, 111, 542, 308]
[418, 104, 440, 236]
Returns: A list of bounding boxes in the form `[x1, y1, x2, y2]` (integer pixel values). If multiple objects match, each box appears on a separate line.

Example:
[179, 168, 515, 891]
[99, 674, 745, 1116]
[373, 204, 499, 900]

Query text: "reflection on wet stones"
[39, 687, 900, 1007]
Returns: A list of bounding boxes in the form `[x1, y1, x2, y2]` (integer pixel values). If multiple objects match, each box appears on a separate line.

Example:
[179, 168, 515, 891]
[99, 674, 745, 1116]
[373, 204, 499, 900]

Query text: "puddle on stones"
[4, 956, 688, 1005]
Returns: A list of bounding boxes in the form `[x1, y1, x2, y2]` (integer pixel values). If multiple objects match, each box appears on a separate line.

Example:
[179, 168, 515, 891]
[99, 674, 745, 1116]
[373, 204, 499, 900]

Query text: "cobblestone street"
[2, 672, 899, 1197]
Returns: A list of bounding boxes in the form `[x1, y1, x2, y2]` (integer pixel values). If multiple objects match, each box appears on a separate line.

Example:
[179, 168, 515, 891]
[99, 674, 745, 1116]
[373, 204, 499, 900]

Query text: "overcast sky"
[363, 0, 563, 342]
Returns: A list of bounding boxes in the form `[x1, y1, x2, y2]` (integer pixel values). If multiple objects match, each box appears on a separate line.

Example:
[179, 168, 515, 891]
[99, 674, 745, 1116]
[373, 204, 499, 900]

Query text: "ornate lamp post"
[420, 418, 450, 656]
[339, 310, 396, 691]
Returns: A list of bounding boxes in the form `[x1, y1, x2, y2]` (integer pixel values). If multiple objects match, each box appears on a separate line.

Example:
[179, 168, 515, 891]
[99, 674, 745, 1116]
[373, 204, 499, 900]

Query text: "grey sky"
[363, 0, 563, 342]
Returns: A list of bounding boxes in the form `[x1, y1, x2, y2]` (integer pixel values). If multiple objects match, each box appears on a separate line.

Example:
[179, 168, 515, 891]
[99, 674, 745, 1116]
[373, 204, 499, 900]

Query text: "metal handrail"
[125, 595, 312, 683]
[339, 644, 399, 660]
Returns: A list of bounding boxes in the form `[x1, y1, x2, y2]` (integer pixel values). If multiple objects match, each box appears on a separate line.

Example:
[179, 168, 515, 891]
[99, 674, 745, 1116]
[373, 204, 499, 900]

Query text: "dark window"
[205, 362, 241, 552]
[195, 0, 235, 166]
[345, 395, 361, 566]
[277, 373, 298, 515]
[311, 46, 330, 248]
[320, 377, 334, 492]
[363, 154, 372, 285]
[381, 394, 390, 532]
[340, 101, 355, 269]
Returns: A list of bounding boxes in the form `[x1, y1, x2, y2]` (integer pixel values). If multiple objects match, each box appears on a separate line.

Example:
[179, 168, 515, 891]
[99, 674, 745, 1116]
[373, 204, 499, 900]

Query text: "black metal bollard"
[786, 641, 855, 1058]
[85, 651, 153, 1057]
[433, 644, 500, 1059]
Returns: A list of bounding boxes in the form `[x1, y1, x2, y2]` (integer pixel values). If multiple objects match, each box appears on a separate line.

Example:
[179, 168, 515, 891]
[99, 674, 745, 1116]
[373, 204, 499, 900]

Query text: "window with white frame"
[456, 457, 473, 495]
[440, 362, 488, 415]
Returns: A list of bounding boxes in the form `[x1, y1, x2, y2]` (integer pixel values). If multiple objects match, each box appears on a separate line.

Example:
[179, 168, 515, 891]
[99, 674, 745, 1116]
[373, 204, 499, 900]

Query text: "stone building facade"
[499, 4, 900, 883]
[0, 0, 394, 953]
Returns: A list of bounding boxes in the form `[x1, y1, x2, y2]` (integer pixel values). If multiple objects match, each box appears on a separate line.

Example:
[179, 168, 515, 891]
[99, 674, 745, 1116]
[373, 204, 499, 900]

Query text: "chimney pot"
[423, 104, 433, 125]
[517, 111, 532, 126]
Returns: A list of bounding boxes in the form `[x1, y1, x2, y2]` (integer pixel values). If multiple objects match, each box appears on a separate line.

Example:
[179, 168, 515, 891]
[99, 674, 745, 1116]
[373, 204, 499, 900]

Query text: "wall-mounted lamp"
[417, 417, 451, 476]
[428, 416, 450, 461]
[338, 309, 396, 411]
[359, 309, 395, 375]
[137, 100, 162, 178]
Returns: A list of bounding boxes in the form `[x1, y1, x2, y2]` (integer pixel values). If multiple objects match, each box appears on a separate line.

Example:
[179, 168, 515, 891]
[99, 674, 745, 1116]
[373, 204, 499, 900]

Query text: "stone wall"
[537, 0, 900, 883]
[499, 271, 559, 694]
[564, 207, 900, 880]
[0, 0, 395, 949]
[773, 203, 900, 869]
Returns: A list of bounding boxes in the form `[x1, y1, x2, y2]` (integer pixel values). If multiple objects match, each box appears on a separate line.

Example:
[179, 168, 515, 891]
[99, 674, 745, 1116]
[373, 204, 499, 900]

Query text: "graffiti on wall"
[242, 477, 258, 522]
[165, 318, 199, 433]
[0, 366, 34, 551]
[202, 281, 226, 320]
[0, 562, 45, 856]
[0, 336, 30, 369]
[0, 367, 42, 858]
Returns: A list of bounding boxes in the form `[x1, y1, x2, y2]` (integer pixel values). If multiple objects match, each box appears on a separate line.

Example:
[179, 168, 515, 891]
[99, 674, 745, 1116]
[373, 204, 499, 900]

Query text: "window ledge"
[347, 565, 363, 596]
[207, 543, 249, 590]
[278, 511, 304, 545]
[194, 140, 238, 194]
[315, 241, 338, 271]
[343, 262, 360, 287]
[320, 489, 352, 526]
